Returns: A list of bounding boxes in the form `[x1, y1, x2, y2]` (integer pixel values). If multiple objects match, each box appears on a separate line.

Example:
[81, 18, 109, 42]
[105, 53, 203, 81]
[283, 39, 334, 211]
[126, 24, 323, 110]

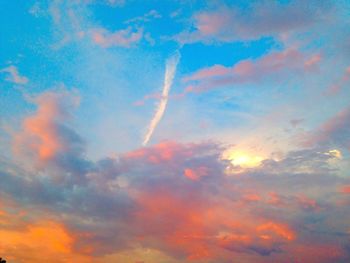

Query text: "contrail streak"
[142, 51, 180, 146]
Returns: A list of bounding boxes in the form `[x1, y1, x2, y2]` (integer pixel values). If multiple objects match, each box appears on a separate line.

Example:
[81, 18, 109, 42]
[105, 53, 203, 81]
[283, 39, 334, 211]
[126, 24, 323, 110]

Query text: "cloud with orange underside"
[130, 179, 297, 261]
[3, 94, 350, 262]
[0, 202, 92, 263]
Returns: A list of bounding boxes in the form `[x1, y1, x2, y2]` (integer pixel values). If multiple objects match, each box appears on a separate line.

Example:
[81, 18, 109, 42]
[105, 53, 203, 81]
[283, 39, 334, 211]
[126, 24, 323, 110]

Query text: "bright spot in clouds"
[325, 149, 342, 159]
[222, 148, 264, 168]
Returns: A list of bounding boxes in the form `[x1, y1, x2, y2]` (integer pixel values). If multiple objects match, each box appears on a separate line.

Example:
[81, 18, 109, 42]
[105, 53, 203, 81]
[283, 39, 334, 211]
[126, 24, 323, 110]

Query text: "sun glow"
[325, 149, 342, 159]
[223, 149, 264, 168]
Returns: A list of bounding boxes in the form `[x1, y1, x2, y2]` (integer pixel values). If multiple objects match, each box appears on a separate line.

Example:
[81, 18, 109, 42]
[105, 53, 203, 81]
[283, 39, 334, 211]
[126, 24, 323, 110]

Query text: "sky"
[0, 0, 350, 262]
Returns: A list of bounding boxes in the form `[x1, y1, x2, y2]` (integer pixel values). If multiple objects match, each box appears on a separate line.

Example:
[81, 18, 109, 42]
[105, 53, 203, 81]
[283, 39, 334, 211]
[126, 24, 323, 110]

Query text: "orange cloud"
[131, 180, 298, 261]
[2, 138, 349, 262]
[0, 206, 91, 263]
[257, 222, 295, 241]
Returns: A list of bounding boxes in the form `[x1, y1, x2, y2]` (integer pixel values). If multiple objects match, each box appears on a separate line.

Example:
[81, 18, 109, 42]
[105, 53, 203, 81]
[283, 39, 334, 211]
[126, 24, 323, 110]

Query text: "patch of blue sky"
[179, 37, 276, 74]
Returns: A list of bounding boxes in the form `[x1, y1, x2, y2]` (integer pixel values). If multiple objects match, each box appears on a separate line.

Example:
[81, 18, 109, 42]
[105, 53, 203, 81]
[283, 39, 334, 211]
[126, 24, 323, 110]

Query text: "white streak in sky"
[142, 51, 180, 146]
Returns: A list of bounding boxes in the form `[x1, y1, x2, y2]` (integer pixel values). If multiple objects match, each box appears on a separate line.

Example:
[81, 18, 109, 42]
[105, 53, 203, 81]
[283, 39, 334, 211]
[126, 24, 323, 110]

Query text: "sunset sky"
[1, 0, 350, 262]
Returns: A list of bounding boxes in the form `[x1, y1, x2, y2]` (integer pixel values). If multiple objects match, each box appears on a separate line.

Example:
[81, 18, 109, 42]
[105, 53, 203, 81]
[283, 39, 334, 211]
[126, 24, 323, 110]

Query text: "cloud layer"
[1, 90, 350, 262]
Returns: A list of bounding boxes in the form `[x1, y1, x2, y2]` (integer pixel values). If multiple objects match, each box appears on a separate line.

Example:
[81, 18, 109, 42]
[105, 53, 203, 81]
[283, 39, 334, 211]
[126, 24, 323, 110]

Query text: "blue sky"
[1, 1, 350, 262]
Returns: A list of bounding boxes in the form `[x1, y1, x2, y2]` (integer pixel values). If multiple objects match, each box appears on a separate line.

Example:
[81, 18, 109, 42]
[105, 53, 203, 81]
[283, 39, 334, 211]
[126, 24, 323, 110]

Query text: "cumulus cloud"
[2, 124, 350, 262]
[1, 89, 350, 262]
[12, 90, 89, 182]
[1, 65, 29, 85]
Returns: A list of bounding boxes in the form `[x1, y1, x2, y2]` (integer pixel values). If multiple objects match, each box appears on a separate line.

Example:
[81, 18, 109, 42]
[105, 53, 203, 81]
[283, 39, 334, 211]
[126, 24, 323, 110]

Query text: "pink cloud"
[4, 126, 350, 262]
[91, 26, 143, 48]
[13, 90, 82, 166]
[195, 11, 231, 36]
[303, 107, 350, 150]
[183, 64, 231, 82]
[174, 1, 329, 44]
[340, 185, 350, 194]
[125, 141, 193, 164]
[325, 66, 350, 95]
[183, 49, 319, 93]
[132, 181, 297, 260]
[183, 166, 209, 181]
[304, 54, 322, 68]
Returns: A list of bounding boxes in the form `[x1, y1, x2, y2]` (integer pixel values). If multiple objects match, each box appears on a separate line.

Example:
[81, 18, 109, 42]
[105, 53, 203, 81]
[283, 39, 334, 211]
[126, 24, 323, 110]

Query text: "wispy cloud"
[1, 65, 28, 85]
[174, 1, 330, 44]
[325, 66, 350, 95]
[302, 106, 350, 151]
[183, 48, 320, 93]
[125, 9, 161, 24]
[91, 26, 143, 48]
[142, 51, 180, 146]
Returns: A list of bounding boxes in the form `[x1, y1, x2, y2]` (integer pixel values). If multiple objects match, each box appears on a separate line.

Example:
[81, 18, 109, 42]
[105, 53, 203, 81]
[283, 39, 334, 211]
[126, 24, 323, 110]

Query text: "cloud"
[143, 51, 180, 146]
[340, 185, 350, 194]
[1, 65, 29, 85]
[2, 89, 350, 262]
[303, 107, 350, 150]
[2, 0, 350, 261]
[125, 10, 162, 24]
[0, 202, 92, 263]
[183, 48, 320, 93]
[102, 0, 125, 7]
[325, 66, 350, 95]
[184, 166, 209, 181]
[174, 1, 330, 44]
[2, 133, 350, 262]
[12, 89, 90, 182]
[91, 26, 143, 48]
[290, 119, 304, 128]
[76, 0, 125, 7]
